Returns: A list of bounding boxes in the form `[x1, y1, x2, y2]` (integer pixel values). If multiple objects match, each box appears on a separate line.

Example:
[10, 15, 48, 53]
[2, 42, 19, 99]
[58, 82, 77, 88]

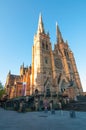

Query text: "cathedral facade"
[5, 14, 83, 99]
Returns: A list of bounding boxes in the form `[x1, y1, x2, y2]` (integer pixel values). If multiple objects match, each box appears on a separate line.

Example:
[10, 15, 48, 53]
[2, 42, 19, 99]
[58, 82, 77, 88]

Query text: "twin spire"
[56, 22, 64, 43]
[37, 13, 64, 43]
[37, 13, 45, 34]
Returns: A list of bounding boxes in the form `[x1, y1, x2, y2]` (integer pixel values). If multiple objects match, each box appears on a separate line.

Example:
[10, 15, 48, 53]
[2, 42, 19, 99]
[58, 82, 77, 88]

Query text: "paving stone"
[0, 108, 86, 130]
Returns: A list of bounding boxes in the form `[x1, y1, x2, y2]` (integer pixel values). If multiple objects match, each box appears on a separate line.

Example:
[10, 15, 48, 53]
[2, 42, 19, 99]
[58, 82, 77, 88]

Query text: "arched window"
[64, 49, 69, 60]
[46, 44, 48, 50]
[42, 42, 45, 49]
[68, 63, 71, 70]
[64, 50, 66, 56]
[58, 73, 61, 84]
[45, 57, 48, 64]
[35, 89, 39, 95]
[46, 85, 51, 96]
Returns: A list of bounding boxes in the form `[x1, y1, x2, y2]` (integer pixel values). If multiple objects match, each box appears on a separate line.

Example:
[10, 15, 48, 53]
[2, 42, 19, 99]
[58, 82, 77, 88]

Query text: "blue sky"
[0, 0, 86, 91]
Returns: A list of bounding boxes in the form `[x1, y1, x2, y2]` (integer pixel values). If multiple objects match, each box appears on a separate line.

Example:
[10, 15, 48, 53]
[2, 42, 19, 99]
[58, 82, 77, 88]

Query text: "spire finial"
[56, 22, 64, 43]
[8, 70, 11, 75]
[66, 40, 68, 44]
[23, 62, 24, 67]
[39, 12, 42, 18]
[37, 13, 45, 34]
[56, 22, 58, 27]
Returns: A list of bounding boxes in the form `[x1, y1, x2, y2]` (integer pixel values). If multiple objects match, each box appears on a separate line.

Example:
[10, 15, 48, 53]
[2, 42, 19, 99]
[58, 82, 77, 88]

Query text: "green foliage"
[0, 81, 6, 99]
[0, 82, 3, 90]
[0, 89, 5, 99]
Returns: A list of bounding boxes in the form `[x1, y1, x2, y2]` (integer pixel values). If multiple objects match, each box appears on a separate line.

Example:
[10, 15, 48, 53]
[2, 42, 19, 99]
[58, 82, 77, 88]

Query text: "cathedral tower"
[54, 23, 83, 96]
[31, 14, 54, 94]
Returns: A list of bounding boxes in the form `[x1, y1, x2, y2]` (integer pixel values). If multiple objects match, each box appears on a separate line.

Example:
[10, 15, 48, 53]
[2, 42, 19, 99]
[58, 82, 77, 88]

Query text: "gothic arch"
[44, 78, 52, 92]
[58, 75, 68, 92]
[46, 43, 48, 50]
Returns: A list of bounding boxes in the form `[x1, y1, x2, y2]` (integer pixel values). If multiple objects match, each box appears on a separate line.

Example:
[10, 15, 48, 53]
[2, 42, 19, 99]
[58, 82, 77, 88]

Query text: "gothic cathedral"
[5, 14, 83, 99]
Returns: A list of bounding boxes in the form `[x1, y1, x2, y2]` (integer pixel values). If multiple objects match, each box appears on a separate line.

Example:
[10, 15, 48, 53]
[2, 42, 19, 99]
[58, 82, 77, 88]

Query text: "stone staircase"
[63, 101, 86, 111]
[63, 96, 86, 112]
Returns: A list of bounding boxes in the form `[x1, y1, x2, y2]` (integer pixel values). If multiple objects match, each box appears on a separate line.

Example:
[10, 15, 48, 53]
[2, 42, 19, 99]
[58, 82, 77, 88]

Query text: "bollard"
[70, 110, 76, 118]
[51, 109, 55, 114]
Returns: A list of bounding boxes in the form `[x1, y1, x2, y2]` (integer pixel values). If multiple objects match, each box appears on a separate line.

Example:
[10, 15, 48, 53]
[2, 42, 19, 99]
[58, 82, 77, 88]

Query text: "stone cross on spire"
[56, 22, 64, 43]
[37, 13, 45, 34]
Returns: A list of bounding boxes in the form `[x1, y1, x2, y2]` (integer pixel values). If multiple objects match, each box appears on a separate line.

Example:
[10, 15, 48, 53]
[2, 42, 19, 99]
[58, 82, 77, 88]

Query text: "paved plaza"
[0, 108, 86, 130]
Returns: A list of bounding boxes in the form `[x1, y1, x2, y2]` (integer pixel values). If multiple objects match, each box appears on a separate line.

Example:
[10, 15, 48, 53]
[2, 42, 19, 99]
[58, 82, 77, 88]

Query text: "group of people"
[34, 97, 69, 112]
[44, 97, 70, 111]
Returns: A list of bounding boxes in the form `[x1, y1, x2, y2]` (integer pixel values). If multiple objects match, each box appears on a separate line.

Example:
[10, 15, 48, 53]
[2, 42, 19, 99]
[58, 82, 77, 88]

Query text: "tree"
[0, 81, 5, 99]
[0, 82, 3, 90]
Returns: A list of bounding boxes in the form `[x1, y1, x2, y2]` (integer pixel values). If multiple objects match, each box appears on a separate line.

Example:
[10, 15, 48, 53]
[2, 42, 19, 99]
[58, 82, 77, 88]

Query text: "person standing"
[49, 100, 53, 111]
[43, 98, 48, 112]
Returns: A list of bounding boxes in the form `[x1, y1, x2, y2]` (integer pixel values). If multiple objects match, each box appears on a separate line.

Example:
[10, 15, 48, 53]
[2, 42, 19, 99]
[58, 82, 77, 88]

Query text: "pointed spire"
[66, 40, 68, 44]
[22, 62, 24, 68]
[37, 13, 45, 34]
[56, 22, 64, 43]
[8, 70, 11, 75]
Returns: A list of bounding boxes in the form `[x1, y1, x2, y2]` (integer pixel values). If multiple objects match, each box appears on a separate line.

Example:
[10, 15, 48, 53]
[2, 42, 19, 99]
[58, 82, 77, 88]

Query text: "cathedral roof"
[7, 74, 21, 86]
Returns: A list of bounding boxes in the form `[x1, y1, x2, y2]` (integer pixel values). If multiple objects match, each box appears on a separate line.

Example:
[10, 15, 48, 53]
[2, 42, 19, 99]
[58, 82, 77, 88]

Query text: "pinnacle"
[37, 13, 45, 34]
[56, 22, 64, 43]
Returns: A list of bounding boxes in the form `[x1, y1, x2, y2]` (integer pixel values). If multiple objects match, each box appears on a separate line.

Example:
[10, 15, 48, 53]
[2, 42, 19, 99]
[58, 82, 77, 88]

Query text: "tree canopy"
[0, 81, 5, 99]
[0, 81, 3, 90]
